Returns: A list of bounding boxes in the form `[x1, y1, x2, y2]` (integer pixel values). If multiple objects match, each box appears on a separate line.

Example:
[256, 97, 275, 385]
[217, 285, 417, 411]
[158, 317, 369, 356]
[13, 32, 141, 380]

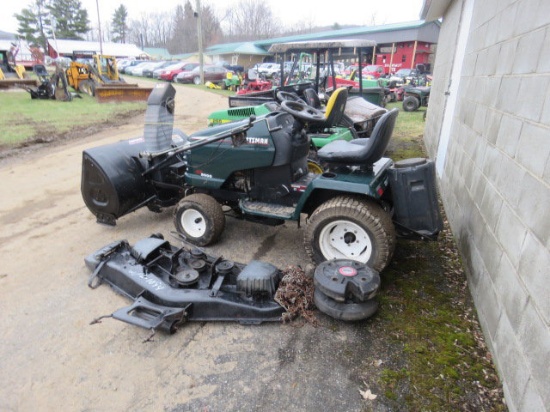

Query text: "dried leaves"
[274, 265, 318, 326]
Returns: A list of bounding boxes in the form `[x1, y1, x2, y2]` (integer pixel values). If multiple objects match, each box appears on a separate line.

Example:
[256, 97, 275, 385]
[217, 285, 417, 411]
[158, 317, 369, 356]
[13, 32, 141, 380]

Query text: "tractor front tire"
[304, 196, 396, 272]
[403, 95, 420, 112]
[173, 194, 225, 246]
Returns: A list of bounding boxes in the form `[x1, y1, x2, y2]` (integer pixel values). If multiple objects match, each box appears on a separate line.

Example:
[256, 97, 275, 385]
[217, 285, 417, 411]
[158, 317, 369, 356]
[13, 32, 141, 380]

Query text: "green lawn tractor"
[81, 83, 442, 275]
[402, 85, 430, 112]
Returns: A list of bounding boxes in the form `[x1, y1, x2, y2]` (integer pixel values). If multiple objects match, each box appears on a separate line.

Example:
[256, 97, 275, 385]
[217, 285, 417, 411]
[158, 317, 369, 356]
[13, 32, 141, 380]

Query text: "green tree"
[14, 0, 49, 51]
[47, 0, 90, 40]
[111, 4, 128, 43]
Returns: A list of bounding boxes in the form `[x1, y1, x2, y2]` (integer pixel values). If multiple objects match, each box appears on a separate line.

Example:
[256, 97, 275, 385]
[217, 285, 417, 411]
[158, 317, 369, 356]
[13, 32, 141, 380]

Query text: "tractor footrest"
[240, 200, 295, 219]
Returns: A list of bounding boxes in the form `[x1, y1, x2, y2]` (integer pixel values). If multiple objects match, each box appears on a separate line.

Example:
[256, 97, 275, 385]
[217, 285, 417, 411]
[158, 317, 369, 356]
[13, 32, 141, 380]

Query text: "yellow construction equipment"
[0, 49, 38, 89]
[65, 53, 152, 102]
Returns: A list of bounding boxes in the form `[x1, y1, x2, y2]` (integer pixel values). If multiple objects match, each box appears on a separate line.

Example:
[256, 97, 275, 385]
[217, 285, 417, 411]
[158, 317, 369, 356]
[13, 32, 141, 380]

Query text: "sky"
[1, 0, 425, 36]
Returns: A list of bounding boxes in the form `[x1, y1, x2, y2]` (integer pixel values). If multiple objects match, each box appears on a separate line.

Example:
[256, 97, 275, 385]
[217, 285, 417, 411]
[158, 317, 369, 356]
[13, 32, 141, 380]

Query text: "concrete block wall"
[423, 0, 550, 411]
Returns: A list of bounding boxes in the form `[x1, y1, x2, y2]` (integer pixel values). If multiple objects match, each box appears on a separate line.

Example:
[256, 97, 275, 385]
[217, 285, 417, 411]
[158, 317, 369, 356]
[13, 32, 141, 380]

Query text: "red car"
[159, 62, 199, 82]
[175, 65, 229, 85]
[361, 65, 385, 78]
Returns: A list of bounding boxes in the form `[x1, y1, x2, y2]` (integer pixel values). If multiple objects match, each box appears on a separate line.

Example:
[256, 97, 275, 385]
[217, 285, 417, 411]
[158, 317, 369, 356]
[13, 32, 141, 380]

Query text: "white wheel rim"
[180, 209, 206, 238]
[318, 220, 373, 263]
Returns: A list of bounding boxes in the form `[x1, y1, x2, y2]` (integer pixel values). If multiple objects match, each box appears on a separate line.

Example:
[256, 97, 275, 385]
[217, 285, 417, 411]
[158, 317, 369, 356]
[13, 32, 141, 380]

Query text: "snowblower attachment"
[81, 83, 183, 225]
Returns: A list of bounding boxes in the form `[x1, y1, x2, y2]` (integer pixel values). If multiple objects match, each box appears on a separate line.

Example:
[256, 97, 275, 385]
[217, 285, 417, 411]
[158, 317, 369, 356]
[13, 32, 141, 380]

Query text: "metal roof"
[268, 39, 376, 54]
[206, 42, 270, 56]
[47, 39, 148, 58]
[255, 20, 439, 48]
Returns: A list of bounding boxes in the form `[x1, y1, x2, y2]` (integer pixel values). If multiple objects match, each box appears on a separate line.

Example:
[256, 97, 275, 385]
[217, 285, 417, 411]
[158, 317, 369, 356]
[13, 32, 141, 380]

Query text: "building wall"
[423, 1, 550, 411]
[375, 41, 433, 74]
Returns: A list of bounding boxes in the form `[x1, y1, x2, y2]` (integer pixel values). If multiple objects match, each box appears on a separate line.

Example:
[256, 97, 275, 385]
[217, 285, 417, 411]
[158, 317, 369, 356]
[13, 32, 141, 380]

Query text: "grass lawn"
[0, 90, 146, 146]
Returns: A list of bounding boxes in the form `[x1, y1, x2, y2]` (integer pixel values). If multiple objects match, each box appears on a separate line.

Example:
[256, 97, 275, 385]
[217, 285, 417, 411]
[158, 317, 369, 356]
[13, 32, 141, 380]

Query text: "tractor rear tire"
[304, 196, 396, 272]
[173, 194, 225, 246]
[403, 96, 419, 112]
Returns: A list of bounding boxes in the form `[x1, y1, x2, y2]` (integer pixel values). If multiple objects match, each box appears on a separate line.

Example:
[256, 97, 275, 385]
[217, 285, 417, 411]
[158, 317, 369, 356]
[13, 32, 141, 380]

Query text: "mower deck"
[85, 235, 285, 333]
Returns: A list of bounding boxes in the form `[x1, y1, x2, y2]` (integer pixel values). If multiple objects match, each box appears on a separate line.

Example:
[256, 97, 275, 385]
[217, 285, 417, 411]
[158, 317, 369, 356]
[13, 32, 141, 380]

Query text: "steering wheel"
[280, 100, 325, 123]
[276, 91, 306, 104]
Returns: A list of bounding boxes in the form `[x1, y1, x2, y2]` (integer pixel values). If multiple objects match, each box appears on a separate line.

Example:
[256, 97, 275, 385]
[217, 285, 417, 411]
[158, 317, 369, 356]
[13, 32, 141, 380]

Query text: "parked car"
[120, 60, 146, 74]
[143, 61, 173, 78]
[126, 61, 156, 76]
[153, 62, 179, 79]
[137, 61, 168, 77]
[257, 62, 281, 78]
[159, 62, 199, 82]
[361, 65, 385, 78]
[116, 59, 134, 72]
[343, 63, 368, 77]
[176, 64, 229, 85]
[220, 61, 245, 73]
[390, 68, 417, 82]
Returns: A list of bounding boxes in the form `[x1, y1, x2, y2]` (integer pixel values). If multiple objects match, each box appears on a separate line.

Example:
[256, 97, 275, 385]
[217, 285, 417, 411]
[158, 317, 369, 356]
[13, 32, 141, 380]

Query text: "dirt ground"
[0, 82, 504, 411]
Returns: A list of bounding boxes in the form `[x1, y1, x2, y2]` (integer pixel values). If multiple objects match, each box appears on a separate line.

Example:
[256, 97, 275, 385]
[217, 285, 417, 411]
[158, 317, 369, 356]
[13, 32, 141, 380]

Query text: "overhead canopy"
[269, 39, 377, 54]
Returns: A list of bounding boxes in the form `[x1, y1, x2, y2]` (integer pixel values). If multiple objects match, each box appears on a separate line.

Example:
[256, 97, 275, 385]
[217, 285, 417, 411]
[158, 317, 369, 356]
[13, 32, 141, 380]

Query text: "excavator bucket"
[95, 85, 154, 102]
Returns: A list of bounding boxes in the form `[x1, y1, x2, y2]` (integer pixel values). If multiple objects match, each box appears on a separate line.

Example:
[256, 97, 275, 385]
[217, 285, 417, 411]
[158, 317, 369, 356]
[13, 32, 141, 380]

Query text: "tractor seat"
[322, 87, 348, 127]
[303, 87, 348, 132]
[33, 64, 49, 77]
[317, 108, 399, 167]
[303, 88, 321, 109]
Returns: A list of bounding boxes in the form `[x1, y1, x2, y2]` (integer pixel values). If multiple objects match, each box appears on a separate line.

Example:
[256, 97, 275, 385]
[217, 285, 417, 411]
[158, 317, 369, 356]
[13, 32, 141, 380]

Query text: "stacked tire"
[313, 259, 381, 321]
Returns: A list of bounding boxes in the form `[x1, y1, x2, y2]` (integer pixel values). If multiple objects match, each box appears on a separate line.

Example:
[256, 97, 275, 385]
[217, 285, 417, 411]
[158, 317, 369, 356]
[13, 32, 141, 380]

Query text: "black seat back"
[303, 88, 321, 108]
[317, 108, 399, 167]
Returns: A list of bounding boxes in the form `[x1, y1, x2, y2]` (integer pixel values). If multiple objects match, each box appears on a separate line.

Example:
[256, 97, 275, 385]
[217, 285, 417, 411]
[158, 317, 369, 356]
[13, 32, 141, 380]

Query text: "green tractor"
[81, 83, 442, 273]
[402, 85, 431, 112]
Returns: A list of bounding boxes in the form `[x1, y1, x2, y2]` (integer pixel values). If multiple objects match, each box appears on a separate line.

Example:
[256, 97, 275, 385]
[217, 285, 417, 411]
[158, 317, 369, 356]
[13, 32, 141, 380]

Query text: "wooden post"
[411, 40, 418, 69]
[389, 42, 395, 74]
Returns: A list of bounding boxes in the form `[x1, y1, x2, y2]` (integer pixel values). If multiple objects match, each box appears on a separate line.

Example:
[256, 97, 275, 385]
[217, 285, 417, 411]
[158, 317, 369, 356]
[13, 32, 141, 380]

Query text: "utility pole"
[95, 0, 103, 54]
[196, 0, 204, 84]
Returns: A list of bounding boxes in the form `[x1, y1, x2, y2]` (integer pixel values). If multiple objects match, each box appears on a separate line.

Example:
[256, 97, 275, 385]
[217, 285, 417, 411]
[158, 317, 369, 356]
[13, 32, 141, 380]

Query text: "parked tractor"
[65, 52, 152, 102]
[81, 83, 442, 274]
[402, 85, 430, 112]
[0, 49, 37, 89]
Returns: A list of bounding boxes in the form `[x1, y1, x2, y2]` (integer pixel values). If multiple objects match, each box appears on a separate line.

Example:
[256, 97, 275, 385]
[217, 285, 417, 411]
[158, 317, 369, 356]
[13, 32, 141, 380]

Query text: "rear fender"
[292, 158, 392, 217]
